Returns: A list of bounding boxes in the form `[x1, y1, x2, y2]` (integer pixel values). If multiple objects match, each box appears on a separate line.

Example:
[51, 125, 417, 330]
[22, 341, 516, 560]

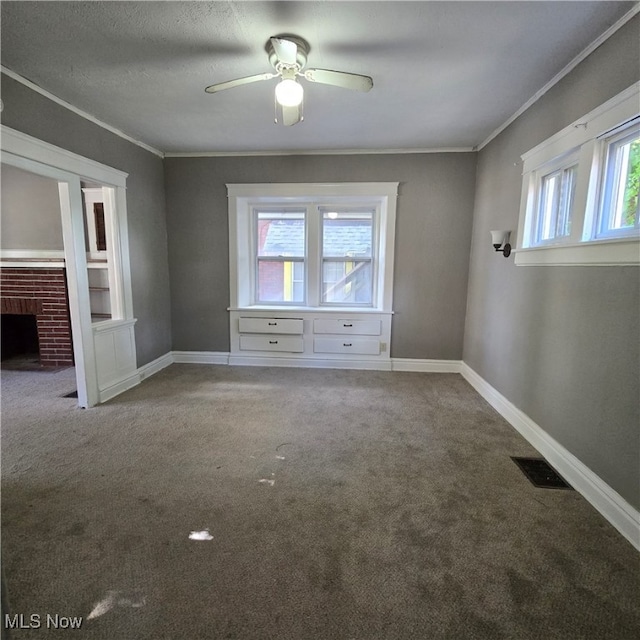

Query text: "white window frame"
[253, 207, 307, 305]
[516, 82, 640, 266]
[319, 206, 376, 307]
[227, 183, 398, 312]
[529, 151, 579, 247]
[593, 124, 640, 240]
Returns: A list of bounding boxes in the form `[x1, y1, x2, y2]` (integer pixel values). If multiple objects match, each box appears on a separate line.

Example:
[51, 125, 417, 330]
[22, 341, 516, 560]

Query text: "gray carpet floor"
[1, 364, 639, 639]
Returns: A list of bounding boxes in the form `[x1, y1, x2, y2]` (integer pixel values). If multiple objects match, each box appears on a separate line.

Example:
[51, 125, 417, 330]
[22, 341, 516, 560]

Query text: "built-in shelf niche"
[82, 187, 112, 323]
[87, 261, 111, 322]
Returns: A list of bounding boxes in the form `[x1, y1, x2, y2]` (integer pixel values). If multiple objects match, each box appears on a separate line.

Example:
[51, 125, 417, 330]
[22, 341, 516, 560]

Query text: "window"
[228, 183, 398, 311]
[321, 208, 374, 304]
[516, 83, 640, 266]
[255, 210, 305, 303]
[533, 158, 578, 245]
[596, 125, 640, 238]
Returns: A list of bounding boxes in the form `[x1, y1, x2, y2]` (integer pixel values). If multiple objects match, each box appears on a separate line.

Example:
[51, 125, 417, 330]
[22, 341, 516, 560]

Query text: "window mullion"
[576, 138, 600, 242]
[610, 142, 628, 229]
[306, 205, 320, 306]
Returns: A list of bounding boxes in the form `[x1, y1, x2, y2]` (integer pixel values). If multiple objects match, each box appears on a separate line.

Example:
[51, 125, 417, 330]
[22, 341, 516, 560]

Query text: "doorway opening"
[1, 126, 137, 407]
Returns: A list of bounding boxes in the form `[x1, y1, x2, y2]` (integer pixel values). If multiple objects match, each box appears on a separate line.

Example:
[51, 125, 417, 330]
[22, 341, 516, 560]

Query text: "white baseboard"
[228, 354, 393, 370]
[171, 350, 230, 365]
[460, 363, 640, 551]
[98, 371, 141, 403]
[391, 358, 462, 373]
[171, 352, 462, 372]
[138, 352, 174, 381]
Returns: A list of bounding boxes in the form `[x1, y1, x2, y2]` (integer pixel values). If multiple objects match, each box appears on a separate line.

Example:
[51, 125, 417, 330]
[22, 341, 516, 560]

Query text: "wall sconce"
[490, 230, 512, 257]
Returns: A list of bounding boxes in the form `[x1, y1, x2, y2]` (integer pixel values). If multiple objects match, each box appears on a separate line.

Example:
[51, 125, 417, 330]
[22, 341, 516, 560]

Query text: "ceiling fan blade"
[281, 103, 302, 127]
[304, 68, 373, 92]
[271, 37, 298, 65]
[205, 72, 276, 94]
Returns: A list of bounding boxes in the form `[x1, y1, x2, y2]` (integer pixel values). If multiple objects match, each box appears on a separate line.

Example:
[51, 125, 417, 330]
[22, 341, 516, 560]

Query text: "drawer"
[313, 336, 380, 356]
[313, 318, 381, 336]
[239, 317, 303, 334]
[240, 335, 304, 353]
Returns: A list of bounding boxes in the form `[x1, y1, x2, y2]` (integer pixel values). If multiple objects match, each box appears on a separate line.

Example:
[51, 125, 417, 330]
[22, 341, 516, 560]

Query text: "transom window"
[596, 125, 639, 238]
[534, 157, 578, 245]
[228, 183, 398, 311]
[516, 83, 640, 266]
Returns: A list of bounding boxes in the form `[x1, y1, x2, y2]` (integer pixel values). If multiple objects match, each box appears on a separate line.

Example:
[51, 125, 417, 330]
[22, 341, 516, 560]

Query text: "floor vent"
[511, 457, 573, 490]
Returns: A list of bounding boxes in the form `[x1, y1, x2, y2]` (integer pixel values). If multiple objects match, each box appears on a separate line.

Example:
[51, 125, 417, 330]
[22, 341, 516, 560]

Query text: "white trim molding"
[391, 358, 462, 373]
[169, 352, 464, 373]
[138, 352, 174, 381]
[1, 249, 65, 268]
[99, 371, 141, 404]
[1, 125, 129, 186]
[0, 249, 65, 259]
[514, 239, 640, 267]
[461, 363, 640, 551]
[171, 351, 395, 370]
[172, 351, 231, 365]
[228, 354, 392, 370]
[165, 147, 474, 158]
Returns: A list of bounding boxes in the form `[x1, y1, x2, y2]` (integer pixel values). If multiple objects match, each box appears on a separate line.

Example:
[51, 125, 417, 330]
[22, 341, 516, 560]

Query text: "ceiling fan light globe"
[275, 79, 303, 107]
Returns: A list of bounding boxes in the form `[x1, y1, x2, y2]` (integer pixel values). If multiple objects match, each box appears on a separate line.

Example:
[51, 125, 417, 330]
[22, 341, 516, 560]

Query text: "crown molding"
[164, 147, 474, 158]
[476, 4, 640, 151]
[1, 66, 164, 159]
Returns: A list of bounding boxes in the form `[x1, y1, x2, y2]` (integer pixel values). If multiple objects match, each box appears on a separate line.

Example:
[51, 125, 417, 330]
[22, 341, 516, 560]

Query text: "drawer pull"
[269, 340, 278, 344]
[268, 322, 278, 326]
[343, 323, 353, 327]
[343, 343, 352, 347]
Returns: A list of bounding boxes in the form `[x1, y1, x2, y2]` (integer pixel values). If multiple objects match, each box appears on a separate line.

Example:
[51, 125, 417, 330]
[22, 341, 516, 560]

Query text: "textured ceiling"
[0, 1, 636, 154]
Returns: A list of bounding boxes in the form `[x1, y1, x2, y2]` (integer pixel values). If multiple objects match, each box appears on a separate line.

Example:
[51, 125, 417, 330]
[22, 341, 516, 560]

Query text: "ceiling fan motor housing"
[267, 35, 309, 71]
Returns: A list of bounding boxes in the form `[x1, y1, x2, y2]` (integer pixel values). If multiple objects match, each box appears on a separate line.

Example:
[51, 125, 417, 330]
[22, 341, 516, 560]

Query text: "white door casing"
[0, 125, 137, 407]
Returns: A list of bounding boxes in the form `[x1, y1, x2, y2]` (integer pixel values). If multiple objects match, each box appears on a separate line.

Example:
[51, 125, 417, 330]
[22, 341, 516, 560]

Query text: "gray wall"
[1, 163, 63, 250]
[463, 16, 640, 509]
[164, 153, 477, 357]
[0, 73, 172, 366]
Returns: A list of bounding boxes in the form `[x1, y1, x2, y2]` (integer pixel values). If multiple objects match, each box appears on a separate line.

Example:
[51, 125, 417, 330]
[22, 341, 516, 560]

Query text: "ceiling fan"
[204, 35, 373, 126]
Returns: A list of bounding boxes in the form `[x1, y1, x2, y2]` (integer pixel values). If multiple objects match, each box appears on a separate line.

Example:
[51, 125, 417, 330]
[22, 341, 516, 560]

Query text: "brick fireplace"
[0, 268, 74, 367]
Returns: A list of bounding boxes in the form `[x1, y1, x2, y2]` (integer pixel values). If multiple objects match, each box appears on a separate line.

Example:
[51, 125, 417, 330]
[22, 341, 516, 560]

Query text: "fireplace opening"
[1, 314, 40, 366]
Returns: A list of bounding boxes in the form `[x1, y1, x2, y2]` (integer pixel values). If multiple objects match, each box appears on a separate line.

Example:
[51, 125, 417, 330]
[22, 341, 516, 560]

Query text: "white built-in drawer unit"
[313, 318, 381, 336]
[313, 336, 381, 356]
[239, 335, 304, 353]
[229, 309, 392, 369]
[238, 317, 303, 334]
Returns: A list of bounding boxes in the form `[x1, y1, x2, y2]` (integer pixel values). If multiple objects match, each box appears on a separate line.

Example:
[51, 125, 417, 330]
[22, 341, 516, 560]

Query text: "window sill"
[514, 237, 640, 266]
[228, 306, 393, 315]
